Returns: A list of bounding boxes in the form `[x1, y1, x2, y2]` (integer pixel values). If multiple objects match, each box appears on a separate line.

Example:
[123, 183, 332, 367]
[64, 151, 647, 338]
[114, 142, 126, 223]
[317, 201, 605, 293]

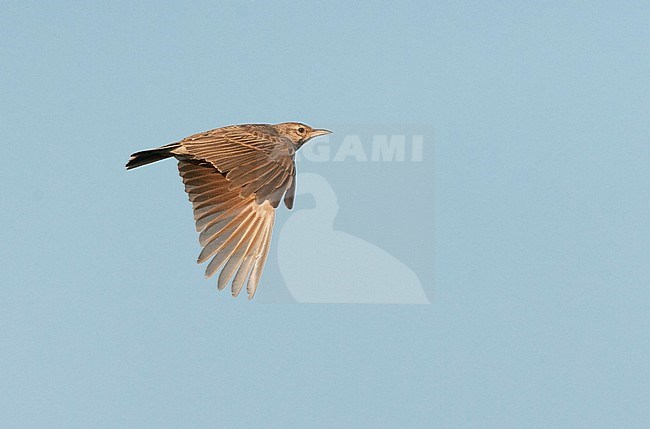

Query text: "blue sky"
[1, 1, 648, 427]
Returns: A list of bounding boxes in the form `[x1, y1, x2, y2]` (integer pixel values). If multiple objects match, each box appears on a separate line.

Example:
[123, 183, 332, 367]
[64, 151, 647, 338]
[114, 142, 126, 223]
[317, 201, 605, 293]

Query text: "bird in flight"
[126, 122, 331, 299]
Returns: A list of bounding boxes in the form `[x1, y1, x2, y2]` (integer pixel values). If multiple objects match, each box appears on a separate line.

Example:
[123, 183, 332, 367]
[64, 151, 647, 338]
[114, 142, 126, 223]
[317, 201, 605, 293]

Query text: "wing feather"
[283, 175, 296, 209]
[231, 222, 267, 297]
[179, 125, 295, 206]
[247, 216, 273, 299]
[178, 160, 275, 297]
[217, 220, 262, 291]
[198, 212, 252, 265]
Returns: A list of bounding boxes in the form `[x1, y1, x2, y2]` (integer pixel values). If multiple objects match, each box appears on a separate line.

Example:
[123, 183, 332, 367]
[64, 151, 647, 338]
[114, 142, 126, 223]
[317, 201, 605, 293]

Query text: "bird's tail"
[125, 143, 179, 170]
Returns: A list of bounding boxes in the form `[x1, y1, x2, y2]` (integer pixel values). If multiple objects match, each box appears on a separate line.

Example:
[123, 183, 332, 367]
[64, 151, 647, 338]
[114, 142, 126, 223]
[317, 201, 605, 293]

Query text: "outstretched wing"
[179, 125, 296, 209]
[178, 160, 275, 299]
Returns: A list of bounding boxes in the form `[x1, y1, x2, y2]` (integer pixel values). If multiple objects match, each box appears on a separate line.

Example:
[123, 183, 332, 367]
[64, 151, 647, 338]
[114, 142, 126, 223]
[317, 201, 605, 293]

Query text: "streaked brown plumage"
[126, 122, 331, 299]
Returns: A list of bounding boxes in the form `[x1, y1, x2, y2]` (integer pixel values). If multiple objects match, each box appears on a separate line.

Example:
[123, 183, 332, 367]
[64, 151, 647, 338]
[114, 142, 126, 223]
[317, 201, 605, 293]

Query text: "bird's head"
[273, 122, 331, 148]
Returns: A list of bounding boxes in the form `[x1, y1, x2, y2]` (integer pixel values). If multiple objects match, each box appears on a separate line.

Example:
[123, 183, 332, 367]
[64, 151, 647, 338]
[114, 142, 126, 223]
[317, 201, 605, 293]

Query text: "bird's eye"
[298, 127, 305, 133]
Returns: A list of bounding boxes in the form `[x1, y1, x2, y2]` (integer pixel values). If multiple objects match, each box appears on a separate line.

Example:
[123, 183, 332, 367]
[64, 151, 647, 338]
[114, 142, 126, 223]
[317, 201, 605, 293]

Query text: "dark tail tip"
[125, 147, 174, 170]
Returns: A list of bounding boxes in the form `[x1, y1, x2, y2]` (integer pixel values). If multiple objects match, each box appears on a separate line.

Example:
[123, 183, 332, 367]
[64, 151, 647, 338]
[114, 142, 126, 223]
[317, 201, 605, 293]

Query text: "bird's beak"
[309, 128, 332, 138]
